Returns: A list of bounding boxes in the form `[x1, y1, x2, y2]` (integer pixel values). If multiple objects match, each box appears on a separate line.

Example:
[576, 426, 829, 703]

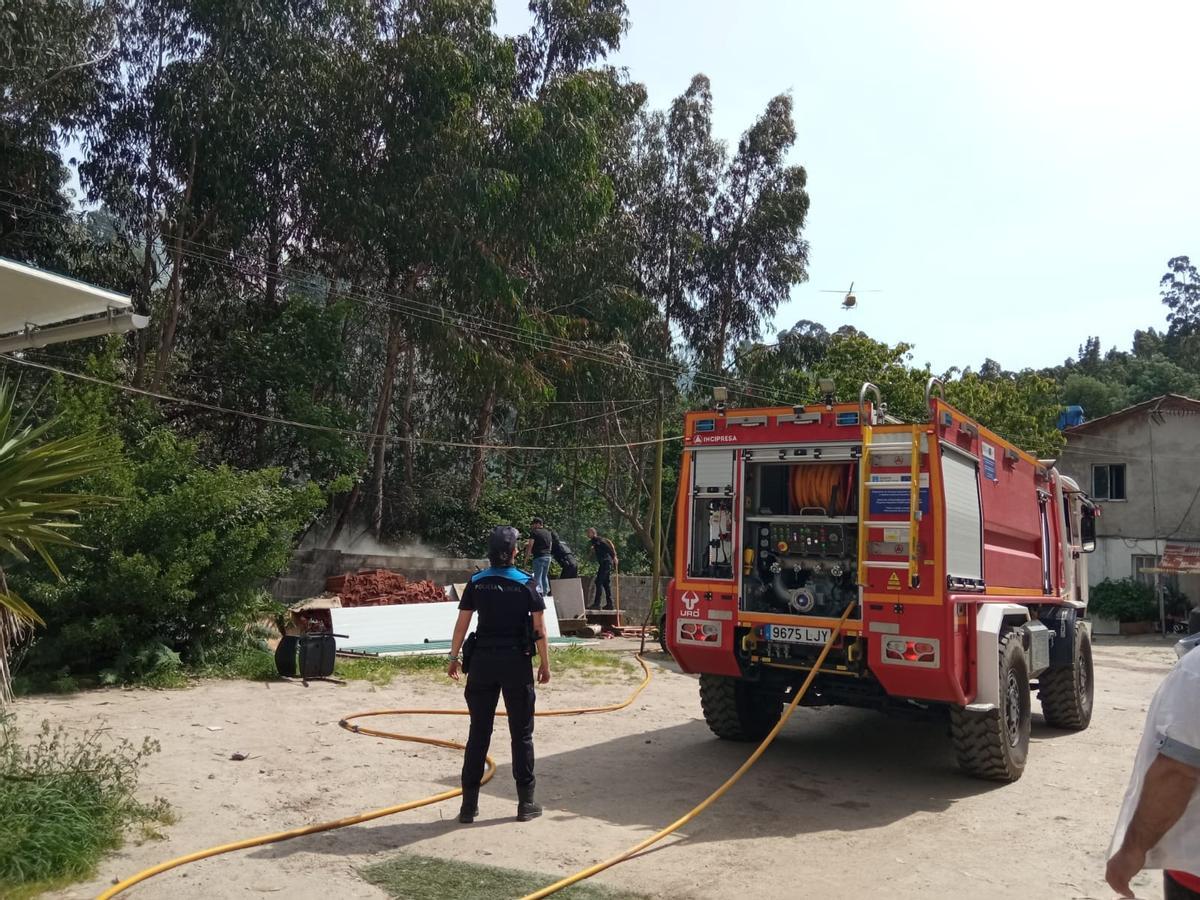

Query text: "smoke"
[300, 526, 447, 558]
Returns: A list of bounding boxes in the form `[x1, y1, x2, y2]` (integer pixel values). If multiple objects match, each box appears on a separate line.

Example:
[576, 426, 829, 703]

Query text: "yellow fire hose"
[100, 604, 852, 900]
[97, 656, 652, 899]
[518, 601, 856, 899]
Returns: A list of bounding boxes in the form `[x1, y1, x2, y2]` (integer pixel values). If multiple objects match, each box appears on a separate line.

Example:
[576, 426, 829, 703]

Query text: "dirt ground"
[15, 636, 1183, 900]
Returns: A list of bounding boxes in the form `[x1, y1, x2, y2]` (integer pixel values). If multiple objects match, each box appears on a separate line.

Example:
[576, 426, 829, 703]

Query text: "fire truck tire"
[1037, 625, 1094, 730]
[950, 629, 1030, 782]
[698, 674, 782, 741]
[657, 613, 670, 657]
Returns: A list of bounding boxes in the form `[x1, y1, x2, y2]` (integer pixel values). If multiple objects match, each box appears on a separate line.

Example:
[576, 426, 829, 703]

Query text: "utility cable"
[0, 196, 786, 404]
[96, 655, 653, 899]
[0, 355, 684, 453]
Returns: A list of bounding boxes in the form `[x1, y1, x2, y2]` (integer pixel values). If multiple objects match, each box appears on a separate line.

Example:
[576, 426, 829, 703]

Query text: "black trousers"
[593, 559, 612, 606]
[1166, 873, 1200, 900]
[461, 652, 536, 790]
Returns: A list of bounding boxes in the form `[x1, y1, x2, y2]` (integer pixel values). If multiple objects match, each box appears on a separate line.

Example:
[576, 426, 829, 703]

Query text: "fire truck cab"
[665, 380, 1097, 782]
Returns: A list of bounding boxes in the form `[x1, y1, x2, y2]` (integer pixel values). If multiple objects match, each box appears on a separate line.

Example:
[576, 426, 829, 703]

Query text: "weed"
[0, 716, 171, 895]
[336, 645, 634, 687]
[361, 852, 647, 900]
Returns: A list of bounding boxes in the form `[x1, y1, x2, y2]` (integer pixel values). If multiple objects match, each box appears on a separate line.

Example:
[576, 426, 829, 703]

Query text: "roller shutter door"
[942, 449, 983, 581]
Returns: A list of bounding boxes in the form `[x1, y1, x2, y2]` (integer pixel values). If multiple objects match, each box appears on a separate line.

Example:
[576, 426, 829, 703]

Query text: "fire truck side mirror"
[1080, 506, 1097, 553]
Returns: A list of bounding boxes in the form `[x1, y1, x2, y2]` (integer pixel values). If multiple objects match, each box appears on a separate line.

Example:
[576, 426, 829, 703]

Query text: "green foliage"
[336, 645, 630, 686]
[0, 715, 170, 895]
[0, 376, 115, 627]
[362, 852, 647, 900]
[1162, 256, 1200, 339]
[13, 377, 323, 683]
[1089, 578, 1158, 623]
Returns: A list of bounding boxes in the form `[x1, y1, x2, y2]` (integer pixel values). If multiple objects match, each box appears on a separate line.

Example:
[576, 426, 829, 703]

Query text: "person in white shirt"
[1107, 633, 1200, 899]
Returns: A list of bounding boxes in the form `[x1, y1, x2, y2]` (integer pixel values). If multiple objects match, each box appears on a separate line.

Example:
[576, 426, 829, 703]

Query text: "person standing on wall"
[526, 517, 554, 597]
[1106, 632, 1200, 898]
[586, 526, 618, 611]
[448, 525, 551, 824]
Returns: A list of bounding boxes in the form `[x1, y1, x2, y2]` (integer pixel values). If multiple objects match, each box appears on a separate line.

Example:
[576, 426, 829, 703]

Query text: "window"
[1092, 463, 1126, 501]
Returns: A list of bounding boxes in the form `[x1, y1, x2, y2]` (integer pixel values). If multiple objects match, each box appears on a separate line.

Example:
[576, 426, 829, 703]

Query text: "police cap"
[487, 525, 521, 563]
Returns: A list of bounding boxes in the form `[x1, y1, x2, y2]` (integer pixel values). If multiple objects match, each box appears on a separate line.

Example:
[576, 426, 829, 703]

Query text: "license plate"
[763, 624, 832, 645]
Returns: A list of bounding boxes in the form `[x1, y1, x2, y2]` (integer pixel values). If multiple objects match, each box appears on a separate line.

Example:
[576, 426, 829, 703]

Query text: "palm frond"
[0, 375, 117, 703]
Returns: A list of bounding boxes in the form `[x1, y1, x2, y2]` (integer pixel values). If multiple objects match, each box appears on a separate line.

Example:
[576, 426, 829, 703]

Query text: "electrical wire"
[0, 195, 788, 404]
[0, 355, 684, 453]
[509, 399, 654, 434]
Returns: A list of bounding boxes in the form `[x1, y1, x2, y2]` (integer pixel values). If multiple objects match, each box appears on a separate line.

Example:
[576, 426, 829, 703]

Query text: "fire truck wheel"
[1037, 625, 1094, 730]
[699, 674, 782, 741]
[657, 613, 670, 657]
[950, 629, 1030, 782]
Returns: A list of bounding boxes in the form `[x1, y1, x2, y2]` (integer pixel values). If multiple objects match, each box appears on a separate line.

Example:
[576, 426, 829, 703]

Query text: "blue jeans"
[532, 555, 552, 596]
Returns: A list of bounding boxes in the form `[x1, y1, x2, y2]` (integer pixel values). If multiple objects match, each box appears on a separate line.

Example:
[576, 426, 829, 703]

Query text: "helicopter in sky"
[819, 281, 881, 310]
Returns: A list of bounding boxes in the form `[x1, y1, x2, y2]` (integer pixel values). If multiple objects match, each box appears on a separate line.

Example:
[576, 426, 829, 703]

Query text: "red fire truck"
[665, 381, 1097, 781]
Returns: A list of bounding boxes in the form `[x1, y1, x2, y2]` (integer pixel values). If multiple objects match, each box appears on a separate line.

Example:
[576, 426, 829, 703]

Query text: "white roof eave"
[0, 256, 132, 336]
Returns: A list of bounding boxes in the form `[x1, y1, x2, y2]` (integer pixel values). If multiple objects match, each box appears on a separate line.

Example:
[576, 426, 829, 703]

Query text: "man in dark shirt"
[448, 525, 550, 824]
[526, 517, 554, 597]
[586, 526, 618, 611]
[551, 534, 578, 579]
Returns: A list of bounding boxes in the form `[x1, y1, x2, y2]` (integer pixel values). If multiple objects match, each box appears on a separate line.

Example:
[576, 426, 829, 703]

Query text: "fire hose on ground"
[97, 602, 855, 900]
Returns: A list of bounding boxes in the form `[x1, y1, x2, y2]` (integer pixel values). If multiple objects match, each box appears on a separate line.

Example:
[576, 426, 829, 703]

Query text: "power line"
[510, 399, 653, 434]
[0, 194, 789, 404]
[4, 190, 757, 393]
[1, 355, 685, 453]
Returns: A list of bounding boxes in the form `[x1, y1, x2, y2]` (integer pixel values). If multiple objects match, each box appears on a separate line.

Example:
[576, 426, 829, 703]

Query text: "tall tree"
[1162, 255, 1200, 338]
[696, 94, 810, 372]
[515, 0, 628, 93]
[0, 0, 114, 266]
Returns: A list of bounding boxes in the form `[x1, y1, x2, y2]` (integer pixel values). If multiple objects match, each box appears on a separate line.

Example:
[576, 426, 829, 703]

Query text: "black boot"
[516, 781, 542, 822]
[603, 603, 614, 610]
[458, 786, 479, 824]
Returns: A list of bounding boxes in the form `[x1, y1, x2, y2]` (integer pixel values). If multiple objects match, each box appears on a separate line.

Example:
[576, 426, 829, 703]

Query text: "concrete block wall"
[578, 575, 670, 625]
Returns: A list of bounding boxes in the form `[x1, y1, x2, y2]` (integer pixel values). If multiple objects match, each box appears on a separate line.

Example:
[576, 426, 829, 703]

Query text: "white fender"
[970, 604, 1030, 709]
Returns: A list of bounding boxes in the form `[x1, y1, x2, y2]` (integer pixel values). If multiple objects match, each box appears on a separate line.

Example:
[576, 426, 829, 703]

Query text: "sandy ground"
[13, 636, 1183, 900]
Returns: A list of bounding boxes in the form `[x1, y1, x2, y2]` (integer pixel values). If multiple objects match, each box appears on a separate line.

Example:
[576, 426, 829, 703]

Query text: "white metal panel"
[972, 603, 1029, 707]
[943, 451, 983, 581]
[333, 598, 561, 650]
[0, 257, 132, 334]
[692, 449, 734, 492]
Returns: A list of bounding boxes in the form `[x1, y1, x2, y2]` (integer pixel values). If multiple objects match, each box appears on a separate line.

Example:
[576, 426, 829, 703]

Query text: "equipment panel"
[761, 522, 848, 558]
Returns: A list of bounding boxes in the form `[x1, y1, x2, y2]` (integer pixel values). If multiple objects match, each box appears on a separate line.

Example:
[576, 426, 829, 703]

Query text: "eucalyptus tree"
[0, 0, 114, 267]
[696, 94, 810, 372]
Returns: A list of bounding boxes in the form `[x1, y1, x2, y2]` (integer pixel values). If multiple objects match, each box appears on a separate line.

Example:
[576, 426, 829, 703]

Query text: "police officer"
[448, 525, 551, 824]
[551, 534, 579, 579]
[586, 526, 618, 610]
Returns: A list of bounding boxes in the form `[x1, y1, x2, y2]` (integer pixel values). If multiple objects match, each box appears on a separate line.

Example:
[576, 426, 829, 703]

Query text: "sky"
[495, 0, 1200, 373]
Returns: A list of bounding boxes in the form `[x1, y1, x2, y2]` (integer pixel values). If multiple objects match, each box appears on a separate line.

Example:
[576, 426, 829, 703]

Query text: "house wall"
[1056, 404, 1200, 599]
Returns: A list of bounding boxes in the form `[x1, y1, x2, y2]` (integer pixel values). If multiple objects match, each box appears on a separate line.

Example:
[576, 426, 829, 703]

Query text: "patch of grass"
[336, 653, 447, 685]
[361, 852, 647, 900]
[336, 645, 634, 687]
[0, 716, 172, 896]
[197, 645, 280, 682]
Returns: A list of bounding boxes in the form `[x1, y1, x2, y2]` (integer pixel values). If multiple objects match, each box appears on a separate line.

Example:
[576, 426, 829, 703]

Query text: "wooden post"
[613, 559, 622, 628]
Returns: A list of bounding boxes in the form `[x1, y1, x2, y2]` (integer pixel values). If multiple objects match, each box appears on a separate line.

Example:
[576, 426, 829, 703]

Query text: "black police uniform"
[458, 564, 545, 799]
[551, 535, 578, 579]
[589, 535, 615, 609]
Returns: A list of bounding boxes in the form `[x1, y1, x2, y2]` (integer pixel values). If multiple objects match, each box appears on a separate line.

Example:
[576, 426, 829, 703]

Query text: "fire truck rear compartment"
[741, 459, 860, 620]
